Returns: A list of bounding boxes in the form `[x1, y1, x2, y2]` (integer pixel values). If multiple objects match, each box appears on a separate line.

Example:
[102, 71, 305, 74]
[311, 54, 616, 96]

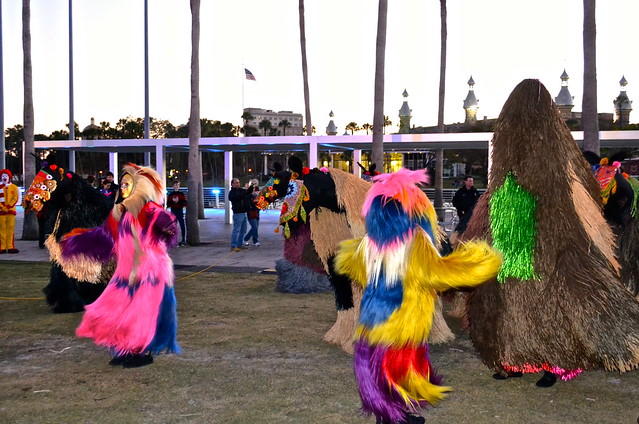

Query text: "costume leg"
[6, 215, 16, 249]
[0, 215, 7, 251]
[43, 264, 86, 313]
[536, 371, 558, 388]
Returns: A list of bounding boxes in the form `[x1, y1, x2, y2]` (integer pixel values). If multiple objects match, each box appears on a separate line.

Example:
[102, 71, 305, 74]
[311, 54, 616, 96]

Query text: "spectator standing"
[166, 180, 188, 246]
[228, 178, 254, 251]
[243, 179, 261, 246]
[105, 172, 119, 197]
[99, 180, 115, 202]
[452, 175, 480, 234]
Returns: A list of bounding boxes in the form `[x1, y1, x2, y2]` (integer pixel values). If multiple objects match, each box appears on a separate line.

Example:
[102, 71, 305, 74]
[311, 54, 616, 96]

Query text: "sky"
[1, 0, 638, 136]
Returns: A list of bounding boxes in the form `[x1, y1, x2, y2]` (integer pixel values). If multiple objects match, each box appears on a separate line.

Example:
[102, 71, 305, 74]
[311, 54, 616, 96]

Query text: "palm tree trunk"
[372, 0, 387, 169]
[434, 0, 447, 220]
[186, 0, 201, 245]
[582, 0, 599, 155]
[299, 0, 312, 140]
[22, 0, 37, 240]
[198, 151, 205, 219]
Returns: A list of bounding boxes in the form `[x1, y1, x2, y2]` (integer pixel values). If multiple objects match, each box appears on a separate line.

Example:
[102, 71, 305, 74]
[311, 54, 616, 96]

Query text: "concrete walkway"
[2, 207, 285, 274]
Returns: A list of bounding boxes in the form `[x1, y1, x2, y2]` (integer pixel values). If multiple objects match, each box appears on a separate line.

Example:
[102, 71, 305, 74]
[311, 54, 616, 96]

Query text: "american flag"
[244, 68, 256, 81]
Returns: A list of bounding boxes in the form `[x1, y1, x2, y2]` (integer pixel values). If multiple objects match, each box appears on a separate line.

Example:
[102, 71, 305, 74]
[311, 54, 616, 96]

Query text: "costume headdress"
[363, 168, 437, 247]
[113, 163, 165, 221]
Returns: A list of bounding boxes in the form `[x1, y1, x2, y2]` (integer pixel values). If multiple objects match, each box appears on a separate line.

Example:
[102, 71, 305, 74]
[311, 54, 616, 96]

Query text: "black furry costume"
[583, 151, 639, 297]
[25, 160, 113, 313]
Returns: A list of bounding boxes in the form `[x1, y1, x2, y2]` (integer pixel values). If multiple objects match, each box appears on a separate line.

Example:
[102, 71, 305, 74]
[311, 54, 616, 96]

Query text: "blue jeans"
[231, 213, 248, 248]
[244, 218, 259, 244]
[171, 208, 186, 243]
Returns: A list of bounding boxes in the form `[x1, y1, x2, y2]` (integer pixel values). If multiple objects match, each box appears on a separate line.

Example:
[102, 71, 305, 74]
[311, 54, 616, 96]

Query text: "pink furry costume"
[335, 169, 501, 424]
[59, 164, 180, 367]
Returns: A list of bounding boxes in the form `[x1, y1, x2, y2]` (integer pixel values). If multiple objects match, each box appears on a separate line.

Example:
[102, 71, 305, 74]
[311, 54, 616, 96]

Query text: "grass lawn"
[0, 262, 637, 424]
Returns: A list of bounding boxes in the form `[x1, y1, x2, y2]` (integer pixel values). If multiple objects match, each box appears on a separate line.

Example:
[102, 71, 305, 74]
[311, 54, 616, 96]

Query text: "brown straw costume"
[462, 79, 639, 376]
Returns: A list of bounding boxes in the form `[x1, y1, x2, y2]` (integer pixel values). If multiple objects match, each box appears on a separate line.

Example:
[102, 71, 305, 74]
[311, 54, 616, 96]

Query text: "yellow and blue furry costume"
[335, 168, 501, 423]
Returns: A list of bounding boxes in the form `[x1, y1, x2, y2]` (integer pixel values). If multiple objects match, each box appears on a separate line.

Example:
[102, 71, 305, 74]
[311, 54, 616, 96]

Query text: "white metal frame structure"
[31, 131, 639, 223]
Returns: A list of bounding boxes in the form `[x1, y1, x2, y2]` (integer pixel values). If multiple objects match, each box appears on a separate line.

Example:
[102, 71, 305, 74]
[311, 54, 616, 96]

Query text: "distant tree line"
[2, 116, 289, 185]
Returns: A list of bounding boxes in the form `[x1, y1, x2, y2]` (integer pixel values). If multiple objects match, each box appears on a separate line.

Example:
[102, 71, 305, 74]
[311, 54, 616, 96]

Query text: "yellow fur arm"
[335, 237, 367, 287]
[409, 232, 501, 292]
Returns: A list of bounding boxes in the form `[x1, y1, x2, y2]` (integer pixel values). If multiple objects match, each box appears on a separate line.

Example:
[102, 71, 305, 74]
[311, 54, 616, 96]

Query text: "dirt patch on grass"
[0, 262, 637, 423]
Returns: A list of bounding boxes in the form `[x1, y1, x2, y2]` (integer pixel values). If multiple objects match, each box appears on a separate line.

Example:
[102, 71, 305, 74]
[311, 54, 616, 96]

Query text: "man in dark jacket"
[228, 178, 254, 251]
[452, 175, 480, 234]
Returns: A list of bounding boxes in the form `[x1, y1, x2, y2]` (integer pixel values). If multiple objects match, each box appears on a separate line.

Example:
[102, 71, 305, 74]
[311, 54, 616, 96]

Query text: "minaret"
[554, 69, 575, 120]
[613, 75, 632, 129]
[463, 76, 479, 125]
[326, 110, 338, 136]
[398, 89, 412, 134]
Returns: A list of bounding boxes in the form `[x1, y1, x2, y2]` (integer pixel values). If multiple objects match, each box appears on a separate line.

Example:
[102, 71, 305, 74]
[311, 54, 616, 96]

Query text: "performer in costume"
[59, 164, 180, 367]
[335, 168, 501, 424]
[23, 159, 113, 313]
[0, 169, 19, 254]
[462, 79, 639, 387]
[583, 152, 639, 298]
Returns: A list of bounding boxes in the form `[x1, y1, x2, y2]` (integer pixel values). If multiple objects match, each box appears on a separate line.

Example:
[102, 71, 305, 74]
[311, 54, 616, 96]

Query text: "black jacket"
[452, 185, 480, 216]
[228, 186, 254, 214]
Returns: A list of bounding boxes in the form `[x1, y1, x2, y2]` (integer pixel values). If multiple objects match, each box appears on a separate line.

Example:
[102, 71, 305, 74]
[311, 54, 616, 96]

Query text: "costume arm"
[409, 231, 501, 292]
[147, 207, 178, 247]
[56, 218, 116, 283]
[334, 237, 367, 287]
[59, 219, 116, 263]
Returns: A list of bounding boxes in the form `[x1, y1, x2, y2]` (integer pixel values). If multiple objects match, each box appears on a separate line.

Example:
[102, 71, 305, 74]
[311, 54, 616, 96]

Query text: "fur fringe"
[428, 297, 455, 344]
[323, 286, 362, 354]
[309, 209, 353, 272]
[619, 219, 639, 298]
[329, 168, 369, 238]
[274, 258, 332, 293]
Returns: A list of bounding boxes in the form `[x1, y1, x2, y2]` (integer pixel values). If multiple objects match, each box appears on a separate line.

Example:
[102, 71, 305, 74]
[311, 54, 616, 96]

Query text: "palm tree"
[346, 122, 360, 135]
[240, 111, 254, 136]
[372, 0, 388, 169]
[241, 111, 253, 125]
[362, 123, 372, 135]
[582, 0, 599, 155]
[299, 0, 312, 140]
[278, 119, 292, 136]
[259, 119, 272, 136]
[383, 115, 392, 134]
[434, 0, 448, 219]
[186, 0, 202, 244]
[22, 0, 37, 239]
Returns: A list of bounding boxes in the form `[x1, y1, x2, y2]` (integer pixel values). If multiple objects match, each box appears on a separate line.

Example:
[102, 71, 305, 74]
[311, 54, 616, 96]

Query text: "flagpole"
[241, 64, 245, 137]
[241, 64, 245, 115]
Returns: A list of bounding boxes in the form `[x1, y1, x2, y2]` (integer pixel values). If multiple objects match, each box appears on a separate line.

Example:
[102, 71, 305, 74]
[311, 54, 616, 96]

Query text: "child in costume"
[59, 164, 180, 367]
[0, 169, 19, 254]
[335, 168, 501, 424]
[462, 79, 639, 387]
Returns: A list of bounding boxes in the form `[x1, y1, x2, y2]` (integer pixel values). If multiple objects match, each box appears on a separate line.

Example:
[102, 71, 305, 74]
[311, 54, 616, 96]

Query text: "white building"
[243, 108, 304, 136]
